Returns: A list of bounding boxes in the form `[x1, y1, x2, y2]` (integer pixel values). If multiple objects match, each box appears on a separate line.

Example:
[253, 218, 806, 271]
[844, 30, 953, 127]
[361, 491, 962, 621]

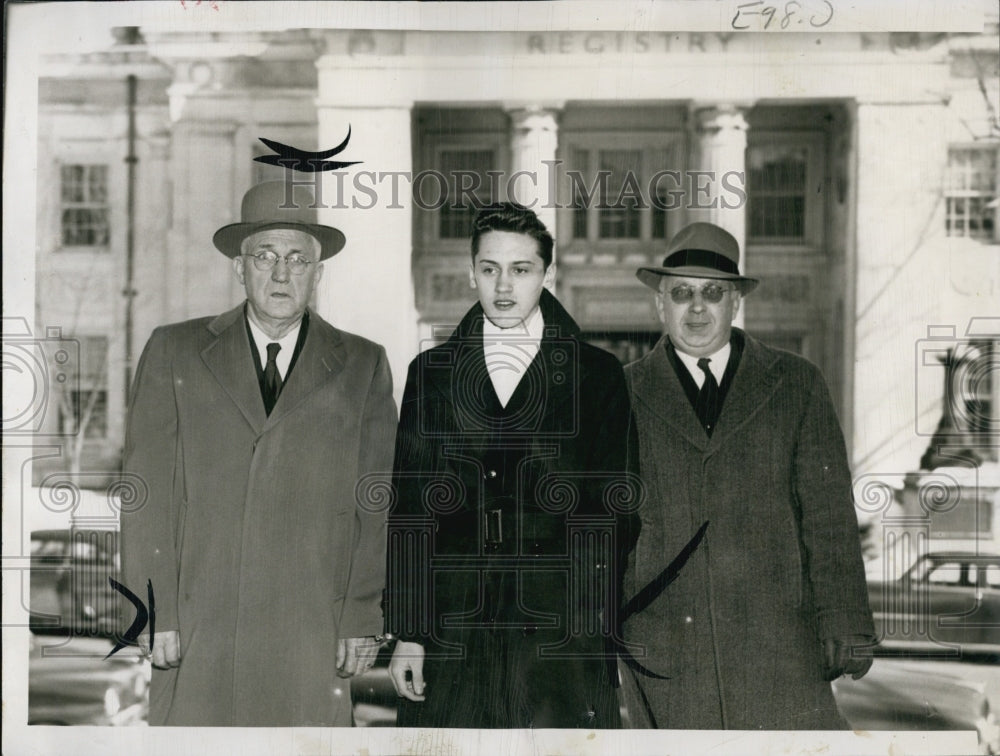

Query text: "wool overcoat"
[386, 290, 639, 728]
[120, 304, 397, 726]
[622, 331, 874, 730]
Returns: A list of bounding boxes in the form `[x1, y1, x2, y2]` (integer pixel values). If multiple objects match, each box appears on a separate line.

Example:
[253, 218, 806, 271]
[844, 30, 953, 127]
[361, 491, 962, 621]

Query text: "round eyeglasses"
[242, 251, 314, 275]
[666, 283, 733, 305]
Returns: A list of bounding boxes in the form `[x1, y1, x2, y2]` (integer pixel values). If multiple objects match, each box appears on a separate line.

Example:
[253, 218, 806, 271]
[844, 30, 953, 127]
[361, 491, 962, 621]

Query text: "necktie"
[263, 342, 282, 415]
[696, 357, 720, 436]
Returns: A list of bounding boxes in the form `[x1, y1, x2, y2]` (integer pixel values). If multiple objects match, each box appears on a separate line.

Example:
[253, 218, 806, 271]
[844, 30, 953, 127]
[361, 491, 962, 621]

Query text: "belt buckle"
[484, 508, 503, 549]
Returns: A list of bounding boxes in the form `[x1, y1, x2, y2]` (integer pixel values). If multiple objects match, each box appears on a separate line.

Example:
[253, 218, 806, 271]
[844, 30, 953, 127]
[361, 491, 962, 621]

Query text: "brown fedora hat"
[213, 181, 346, 261]
[637, 222, 758, 293]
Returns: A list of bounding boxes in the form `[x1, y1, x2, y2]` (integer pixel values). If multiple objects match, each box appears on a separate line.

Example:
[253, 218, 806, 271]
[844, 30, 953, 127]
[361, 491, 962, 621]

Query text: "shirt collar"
[482, 304, 545, 342]
[245, 311, 302, 376]
[673, 340, 731, 385]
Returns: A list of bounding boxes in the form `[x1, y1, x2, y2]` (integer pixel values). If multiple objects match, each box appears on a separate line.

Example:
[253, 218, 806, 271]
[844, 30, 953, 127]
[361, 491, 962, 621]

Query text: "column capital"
[691, 102, 752, 134]
[503, 102, 565, 128]
[505, 104, 561, 233]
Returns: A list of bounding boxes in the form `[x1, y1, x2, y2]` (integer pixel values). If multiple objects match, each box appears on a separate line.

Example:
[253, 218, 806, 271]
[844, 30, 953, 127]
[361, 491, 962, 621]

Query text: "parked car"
[28, 527, 150, 725]
[867, 551, 1000, 655]
[834, 659, 1000, 754]
[29, 528, 121, 635]
[28, 634, 149, 726]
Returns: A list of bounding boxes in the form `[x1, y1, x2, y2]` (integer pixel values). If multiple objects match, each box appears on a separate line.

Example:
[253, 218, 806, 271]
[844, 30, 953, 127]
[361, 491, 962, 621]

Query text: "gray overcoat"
[120, 304, 397, 726]
[622, 330, 874, 729]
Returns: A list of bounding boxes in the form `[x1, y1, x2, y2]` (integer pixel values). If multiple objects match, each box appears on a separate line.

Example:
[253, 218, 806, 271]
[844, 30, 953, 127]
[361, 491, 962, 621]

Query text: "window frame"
[557, 131, 685, 258]
[416, 132, 509, 256]
[58, 163, 111, 251]
[745, 131, 826, 254]
[945, 142, 999, 242]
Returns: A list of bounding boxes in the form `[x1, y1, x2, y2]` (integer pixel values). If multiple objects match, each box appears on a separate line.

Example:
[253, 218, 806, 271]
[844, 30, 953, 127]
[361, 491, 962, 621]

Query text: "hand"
[139, 630, 181, 669]
[822, 635, 873, 681]
[336, 636, 381, 678]
[388, 641, 426, 701]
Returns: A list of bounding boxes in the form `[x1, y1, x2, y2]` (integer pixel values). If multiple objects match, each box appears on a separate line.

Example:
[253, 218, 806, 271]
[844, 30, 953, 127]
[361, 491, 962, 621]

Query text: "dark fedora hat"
[213, 181, 346, 261]
[637, 222, 758, 294]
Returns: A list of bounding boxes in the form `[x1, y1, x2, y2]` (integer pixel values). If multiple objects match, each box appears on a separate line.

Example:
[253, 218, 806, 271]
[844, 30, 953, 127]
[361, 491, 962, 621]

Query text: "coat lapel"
[264, 310, 344, 429]
[201, 305, 268, 434]
[630, 336, 708, 451]
[706, 331, 782, 453]
[505, 290, 580, 423]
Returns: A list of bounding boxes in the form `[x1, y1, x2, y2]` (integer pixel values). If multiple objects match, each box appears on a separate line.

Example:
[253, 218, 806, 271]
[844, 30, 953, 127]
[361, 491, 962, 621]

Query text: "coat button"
[685, 615, 693, 624]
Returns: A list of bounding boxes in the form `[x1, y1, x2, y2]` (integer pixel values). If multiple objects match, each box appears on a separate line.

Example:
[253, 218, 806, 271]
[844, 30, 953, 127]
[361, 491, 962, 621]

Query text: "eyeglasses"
[242, 251, 314, 275]
[665, 283, 733, 304]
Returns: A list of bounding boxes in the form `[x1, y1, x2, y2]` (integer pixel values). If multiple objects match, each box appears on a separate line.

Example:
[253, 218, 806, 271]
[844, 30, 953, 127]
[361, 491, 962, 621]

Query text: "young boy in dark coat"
[385, 203, 639, 728]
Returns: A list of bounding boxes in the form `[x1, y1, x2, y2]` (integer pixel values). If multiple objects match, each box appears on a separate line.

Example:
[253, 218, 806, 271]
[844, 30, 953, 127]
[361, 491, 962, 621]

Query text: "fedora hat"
[637, 222, 758, 294]
[213, 181, 346, 260]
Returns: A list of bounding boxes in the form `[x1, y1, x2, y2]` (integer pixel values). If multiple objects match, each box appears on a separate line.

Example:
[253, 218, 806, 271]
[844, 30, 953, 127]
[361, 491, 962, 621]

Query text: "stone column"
[312, 101, 417, 407]
[692, 103, 750, 326]
[692, 104, 749, 255]
[852, 100, 948, 477]
[505, 105, 561, 237]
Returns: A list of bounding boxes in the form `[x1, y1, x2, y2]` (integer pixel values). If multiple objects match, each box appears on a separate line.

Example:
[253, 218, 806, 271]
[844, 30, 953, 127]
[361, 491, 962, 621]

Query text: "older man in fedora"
[120, 180, 397, 726]
[621, 222, 874, 729]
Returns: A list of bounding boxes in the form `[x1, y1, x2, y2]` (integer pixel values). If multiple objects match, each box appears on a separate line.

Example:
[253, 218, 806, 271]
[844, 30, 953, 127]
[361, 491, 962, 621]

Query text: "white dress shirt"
[483, 307, 545, 407]
[246, 314, 302, 380]
[674, 341, 731, 388]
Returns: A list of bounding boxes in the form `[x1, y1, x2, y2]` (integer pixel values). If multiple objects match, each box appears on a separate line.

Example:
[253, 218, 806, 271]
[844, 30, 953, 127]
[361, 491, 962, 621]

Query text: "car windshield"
[909, 558, 968, 586]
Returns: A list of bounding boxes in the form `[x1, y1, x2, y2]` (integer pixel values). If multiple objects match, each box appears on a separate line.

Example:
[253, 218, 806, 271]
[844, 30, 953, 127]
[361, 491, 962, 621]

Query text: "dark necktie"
[263, 342, 282, 415]
[696, 357, 720, 436]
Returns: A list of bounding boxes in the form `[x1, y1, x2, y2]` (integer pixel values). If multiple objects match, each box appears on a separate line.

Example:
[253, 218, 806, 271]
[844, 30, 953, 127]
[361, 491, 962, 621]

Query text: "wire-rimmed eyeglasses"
[241, 251, 314, 275]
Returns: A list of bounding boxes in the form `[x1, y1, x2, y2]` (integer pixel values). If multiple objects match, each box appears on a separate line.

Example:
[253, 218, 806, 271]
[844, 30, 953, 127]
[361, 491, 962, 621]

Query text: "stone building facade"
[34, 21, 999, 535]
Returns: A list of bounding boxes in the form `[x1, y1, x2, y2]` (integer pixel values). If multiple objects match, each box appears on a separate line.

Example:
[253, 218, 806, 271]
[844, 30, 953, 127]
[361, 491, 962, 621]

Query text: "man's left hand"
[336, 636, 381, 678]
[822, 635, 874, 681]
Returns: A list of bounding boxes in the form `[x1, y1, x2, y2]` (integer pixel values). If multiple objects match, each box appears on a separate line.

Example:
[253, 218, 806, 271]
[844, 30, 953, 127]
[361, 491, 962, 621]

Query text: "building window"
[744, 134, 826, 250]
[437, 149, 497, 239]
[57, 336, 109, 439]
[563, 139, 679, 248]
[414, 108, 509, 256]
[60, 165, 110, 247]
[946, 146, 998, 240]
[597, 149, 642, 239]
[747, 145, 807, 240]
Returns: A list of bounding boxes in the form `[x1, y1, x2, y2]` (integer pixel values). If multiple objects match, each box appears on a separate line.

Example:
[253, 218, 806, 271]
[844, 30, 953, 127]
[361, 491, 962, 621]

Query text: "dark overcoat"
[622, 331, 874, 729]
[386, 290, 639, 728]
[120, 304, 397, 726]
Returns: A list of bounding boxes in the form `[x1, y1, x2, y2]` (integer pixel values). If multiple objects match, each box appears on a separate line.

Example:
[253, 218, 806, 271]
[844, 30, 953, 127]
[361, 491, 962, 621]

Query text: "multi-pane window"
[565, 141, 678, 245]
[597, 150, 642, 239]
[946, 146, 998, 240]
[60, 165, 109, 247]
[438, 149, 497, 239]
[58, 336, 109, 439]
[747, 145, 808, 240]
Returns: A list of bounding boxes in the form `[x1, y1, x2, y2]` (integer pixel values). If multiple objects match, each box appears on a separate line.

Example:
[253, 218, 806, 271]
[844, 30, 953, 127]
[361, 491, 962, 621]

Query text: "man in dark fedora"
[621, 221, 874, 729]
[120, 180, 397, 726]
